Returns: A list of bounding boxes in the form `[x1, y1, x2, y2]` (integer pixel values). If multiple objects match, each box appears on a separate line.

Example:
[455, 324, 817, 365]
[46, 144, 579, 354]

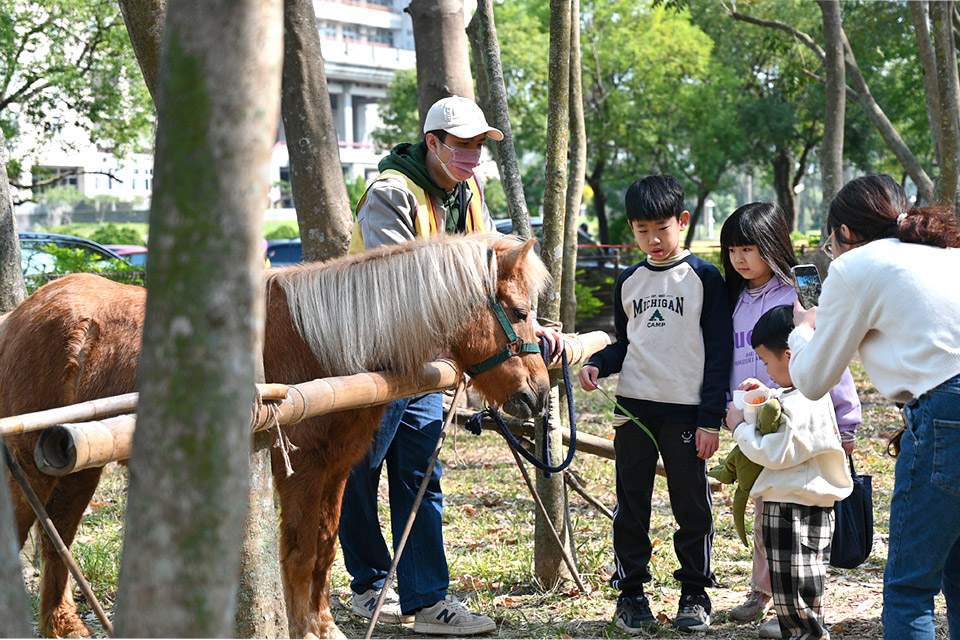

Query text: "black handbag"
[830, 455, 874, 569]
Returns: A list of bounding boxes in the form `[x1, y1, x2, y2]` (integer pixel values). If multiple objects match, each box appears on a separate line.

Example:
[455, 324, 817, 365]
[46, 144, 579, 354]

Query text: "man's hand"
[533, 324, 564, 364]
[579, 364, 600, 391]
[696, 428, 719, 460]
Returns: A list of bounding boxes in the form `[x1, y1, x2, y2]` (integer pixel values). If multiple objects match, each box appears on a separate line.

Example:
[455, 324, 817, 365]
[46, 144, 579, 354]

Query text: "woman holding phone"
[787, 174, 960, 640]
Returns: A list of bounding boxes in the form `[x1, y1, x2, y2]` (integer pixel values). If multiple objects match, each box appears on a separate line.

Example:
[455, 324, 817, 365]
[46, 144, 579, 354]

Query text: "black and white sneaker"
[614, 594, 658, 634]
[674, 593, 711, 633]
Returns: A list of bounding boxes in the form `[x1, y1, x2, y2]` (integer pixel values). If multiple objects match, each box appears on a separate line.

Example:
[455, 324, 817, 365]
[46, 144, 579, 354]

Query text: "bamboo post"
[29, 332, 613, 476]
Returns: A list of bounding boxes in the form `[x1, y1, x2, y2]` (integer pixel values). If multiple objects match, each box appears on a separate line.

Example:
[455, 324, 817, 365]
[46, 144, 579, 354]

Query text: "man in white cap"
[339, 95, 503, 636]
[349, 94, 503, 250]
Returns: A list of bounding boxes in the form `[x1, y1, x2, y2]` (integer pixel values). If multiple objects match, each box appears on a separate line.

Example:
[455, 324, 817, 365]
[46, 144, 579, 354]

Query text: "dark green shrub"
[266, 225, 299, 240]
[89, 223, 145, 246]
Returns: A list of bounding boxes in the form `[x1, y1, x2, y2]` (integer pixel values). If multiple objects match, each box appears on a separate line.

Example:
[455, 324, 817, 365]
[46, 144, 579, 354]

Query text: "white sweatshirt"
[734, 388, 852, 507]
[788, 238, 960, 404]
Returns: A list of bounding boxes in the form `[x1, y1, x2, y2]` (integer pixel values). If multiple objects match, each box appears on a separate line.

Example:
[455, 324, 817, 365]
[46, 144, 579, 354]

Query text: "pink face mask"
[437, 141, 482, 182]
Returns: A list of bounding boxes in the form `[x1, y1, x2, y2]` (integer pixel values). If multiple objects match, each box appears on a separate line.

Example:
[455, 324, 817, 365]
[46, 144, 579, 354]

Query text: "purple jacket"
[730, 277, 861, 434]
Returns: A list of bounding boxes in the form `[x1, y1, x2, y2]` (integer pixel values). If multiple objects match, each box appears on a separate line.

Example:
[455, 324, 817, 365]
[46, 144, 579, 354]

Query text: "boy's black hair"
[625, 175, 685, 222]
[750, 304, 793, 353]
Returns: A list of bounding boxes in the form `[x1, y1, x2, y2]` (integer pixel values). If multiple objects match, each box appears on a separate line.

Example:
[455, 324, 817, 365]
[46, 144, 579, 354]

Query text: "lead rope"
[465, 337, 577, 476]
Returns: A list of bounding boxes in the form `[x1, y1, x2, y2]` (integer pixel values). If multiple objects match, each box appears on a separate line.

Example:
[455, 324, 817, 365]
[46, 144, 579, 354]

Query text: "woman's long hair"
[720, 202, 798, 309]
[828, 174, 960, 249]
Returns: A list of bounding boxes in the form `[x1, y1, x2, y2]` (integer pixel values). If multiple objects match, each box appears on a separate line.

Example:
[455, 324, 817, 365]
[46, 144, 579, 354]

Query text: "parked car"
[19, 232, 129, 275]
[266, 238, 303, 267]
[106, 244, 148, 267]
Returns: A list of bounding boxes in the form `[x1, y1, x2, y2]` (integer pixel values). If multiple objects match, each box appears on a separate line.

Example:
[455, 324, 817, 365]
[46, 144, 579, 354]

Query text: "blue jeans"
[338, 393, 448, 613]
[883, 373, 960, 639]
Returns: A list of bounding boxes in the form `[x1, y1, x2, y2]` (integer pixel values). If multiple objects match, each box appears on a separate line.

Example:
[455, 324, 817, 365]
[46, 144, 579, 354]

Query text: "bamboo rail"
[30, 331, 612, 476]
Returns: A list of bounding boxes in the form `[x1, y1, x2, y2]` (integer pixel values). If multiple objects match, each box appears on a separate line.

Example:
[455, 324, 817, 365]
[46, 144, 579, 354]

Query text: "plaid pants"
[762, 501, 834, 639]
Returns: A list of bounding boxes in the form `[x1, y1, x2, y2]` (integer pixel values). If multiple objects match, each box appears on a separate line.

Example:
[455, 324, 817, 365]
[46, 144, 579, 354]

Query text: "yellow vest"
[349, 169, 485, 254]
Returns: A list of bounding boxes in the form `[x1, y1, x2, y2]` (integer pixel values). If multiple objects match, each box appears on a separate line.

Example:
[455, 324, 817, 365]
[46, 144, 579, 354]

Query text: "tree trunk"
[931, 0, 960, 207]
[773, 149, 797, 230]
[586, 160, 609, 244]
[117, 0, 167, 104]
[535, 0, 572, 590]
[408, 0, 475, 128]
[0, 449, 31, 637]
[466, 0, 532, 240]
[234, 433, 288, 638]
[282, 0, 353, 261]
[683, 185, 709, 250]
[0, 129, 26, 312]
[817, 0, 846, 228]
[561, 0, 586, 332]
[911, 1, 944, 166]
[114, 0, 282, 635]
[117, 4, 291, 633]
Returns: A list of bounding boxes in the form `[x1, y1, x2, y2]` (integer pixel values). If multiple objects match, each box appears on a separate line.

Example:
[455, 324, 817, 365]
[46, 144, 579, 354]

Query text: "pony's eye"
[512, 307, 529, 322]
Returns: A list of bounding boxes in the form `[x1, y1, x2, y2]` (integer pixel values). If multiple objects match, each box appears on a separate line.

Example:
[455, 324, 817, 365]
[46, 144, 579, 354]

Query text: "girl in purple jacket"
[719, 202, 862, 637]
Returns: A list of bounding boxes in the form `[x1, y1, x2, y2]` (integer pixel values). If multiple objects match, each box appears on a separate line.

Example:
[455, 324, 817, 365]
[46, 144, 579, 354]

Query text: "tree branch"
[9, 169, 123, 191]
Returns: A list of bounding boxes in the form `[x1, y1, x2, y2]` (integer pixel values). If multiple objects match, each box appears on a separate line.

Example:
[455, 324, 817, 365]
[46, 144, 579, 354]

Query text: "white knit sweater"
[789, 238, 960, 404]
[734, 388, 852, 507]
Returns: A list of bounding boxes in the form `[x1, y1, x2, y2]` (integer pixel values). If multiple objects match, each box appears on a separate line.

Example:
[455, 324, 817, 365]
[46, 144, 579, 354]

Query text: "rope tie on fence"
[465, 337, 578, 476]
[252, 387, 298, 476]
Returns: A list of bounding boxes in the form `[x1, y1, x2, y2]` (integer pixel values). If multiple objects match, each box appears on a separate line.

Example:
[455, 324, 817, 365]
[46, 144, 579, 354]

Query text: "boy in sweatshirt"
[580, 175, 733, 633]
[725, 305, 852, 639]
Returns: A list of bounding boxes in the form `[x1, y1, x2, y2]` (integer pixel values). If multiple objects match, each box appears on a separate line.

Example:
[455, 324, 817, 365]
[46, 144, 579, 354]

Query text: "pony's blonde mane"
[267, 233, 548, 379]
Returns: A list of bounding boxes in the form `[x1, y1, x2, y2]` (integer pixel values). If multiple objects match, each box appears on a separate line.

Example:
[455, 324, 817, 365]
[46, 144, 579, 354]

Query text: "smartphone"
[792, 264, 822, 309]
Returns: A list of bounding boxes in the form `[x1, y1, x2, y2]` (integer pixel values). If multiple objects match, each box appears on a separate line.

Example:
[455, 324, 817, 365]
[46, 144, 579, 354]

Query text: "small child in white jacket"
[724, 305, 852, 639]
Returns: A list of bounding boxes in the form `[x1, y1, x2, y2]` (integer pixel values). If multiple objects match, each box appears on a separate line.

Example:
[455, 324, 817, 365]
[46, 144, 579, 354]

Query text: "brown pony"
[1, 233, 551, 638]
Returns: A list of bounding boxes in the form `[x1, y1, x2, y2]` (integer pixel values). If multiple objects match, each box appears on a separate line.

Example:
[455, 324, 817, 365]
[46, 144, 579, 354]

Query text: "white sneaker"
[352, 586, 414, 624]
[413, 595, 496, 635]
[758, 617, 783, 639]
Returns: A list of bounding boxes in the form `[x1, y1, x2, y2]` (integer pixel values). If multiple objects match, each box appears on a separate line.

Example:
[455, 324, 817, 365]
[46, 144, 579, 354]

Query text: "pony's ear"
[498, 238, 537, 276]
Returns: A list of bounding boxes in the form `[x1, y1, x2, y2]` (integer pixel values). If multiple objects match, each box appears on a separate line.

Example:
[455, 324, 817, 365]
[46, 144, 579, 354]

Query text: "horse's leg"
[6, 435, 57, 545]
[36, 467, 103, 639]
[275, 454, 341, 639]
[308, 473, 351, 640]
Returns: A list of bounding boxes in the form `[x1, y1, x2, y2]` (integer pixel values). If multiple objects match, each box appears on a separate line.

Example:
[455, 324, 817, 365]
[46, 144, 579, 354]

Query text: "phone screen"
[793, 265, 822, 309]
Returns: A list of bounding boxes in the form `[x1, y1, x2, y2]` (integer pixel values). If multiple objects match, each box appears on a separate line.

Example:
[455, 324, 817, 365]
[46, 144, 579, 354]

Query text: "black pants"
[611, 418, 716, 595]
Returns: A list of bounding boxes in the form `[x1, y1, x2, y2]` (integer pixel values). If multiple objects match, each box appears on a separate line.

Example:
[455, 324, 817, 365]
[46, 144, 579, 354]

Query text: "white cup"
[732, 390, 746, 409]
[742, 389, 770, 424]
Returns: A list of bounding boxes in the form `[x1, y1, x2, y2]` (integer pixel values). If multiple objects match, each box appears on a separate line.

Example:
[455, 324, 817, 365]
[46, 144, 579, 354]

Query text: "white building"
[270, 0, 418, 207]
[21, 0, 418, 215]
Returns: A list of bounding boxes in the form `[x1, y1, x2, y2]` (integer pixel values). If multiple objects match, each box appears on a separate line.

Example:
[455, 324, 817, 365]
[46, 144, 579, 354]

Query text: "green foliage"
[265, 224, 299, 240]
[0, 0, 155, 175]
[482, 179, 508, 218]
[370, 69, 420, 151]
[89, 223, 145, 246]
[345, 175, 368, 213]
[39, 244, 140, 277]
[574, 274, 607, 319]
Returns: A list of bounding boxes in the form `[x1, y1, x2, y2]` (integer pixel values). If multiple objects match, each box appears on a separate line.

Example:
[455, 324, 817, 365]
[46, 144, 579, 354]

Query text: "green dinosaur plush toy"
[709, 399, 783, 545]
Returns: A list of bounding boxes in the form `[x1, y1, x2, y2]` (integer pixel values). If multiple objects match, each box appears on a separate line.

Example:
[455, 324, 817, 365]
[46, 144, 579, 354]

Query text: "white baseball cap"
[423, 96, 504, 141]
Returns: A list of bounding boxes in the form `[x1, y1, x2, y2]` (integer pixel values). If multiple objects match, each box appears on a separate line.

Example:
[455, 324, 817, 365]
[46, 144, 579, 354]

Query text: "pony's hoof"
[304, 624, 346, 639]
[40, 611, 93, 638]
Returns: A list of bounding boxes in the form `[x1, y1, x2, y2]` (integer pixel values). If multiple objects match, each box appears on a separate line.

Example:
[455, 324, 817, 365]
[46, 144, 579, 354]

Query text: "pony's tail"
[899, 206, 960, 248]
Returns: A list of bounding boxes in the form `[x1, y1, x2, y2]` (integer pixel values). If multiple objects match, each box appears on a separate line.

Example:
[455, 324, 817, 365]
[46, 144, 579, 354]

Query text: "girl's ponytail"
[830, 174, 960, 249]
[898, 207, 960, 248]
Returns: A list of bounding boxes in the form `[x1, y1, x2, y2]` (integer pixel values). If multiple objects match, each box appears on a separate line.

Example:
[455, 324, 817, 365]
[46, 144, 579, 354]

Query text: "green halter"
[465, 295, 542, 377]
